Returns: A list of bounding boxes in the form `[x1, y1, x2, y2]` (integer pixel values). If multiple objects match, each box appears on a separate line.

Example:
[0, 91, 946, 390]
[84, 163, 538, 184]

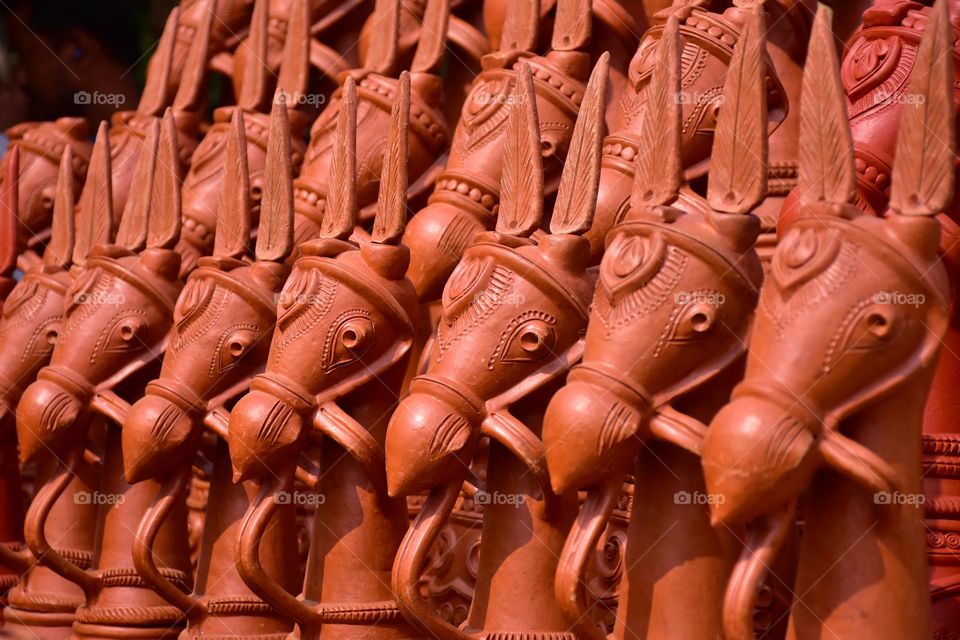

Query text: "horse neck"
[787, 373, 932, 639]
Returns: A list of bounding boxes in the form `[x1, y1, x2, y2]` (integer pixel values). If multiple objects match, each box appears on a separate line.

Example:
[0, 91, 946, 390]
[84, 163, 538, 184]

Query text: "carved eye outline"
[667, 299, 721, 345]
[840, 304, 903, 353]
[116, 317, 148, 344]
[323, 313, 376, 372]
[216, 326, 260, 374]
[500, 319, 557, 364]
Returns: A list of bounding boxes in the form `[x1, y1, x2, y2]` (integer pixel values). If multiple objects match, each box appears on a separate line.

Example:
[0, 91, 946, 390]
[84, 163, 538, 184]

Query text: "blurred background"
[0, 0, 178, 133]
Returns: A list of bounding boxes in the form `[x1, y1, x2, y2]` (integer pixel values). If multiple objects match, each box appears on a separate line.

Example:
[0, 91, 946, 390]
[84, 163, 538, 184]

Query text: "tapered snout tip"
[702, 397, 819, 529]
[228, 390, 304, 482]
[386, 392, 478, 497]
[543, 382, 645, 495]
[122, 395, 196, 484]
[16, 379, 83, 464]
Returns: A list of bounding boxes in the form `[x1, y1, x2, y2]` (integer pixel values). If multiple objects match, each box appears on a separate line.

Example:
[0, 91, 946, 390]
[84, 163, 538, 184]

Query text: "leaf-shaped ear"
[372, 71, 410, 245]
[277, 0, 310, 107]
[44, 147, 75, 269]
[411, 0, 451, 74]
[73, 121, 113, 266]
[214, 110, 252, 259]
[707, 6, 768, 214]
[237, 0, 271, 113]
[630, 16, 682, 212]
[321, 76, 358, 241]
[138, 6, 179, 117]
[146, 109, 183, 249]
[115, 118, 160, 252]
[173, 0, 215, 113]
[0, 146, 19, 275]
[496, 63, 543, 237]
[365, 0, 400, 75]
[889, 0, 955, 216]
[499, 0, 539, 52]
[551, 0, 591, 52]
[550, 52, 609, 236]
[797, 5, 855, 207]
[256, 93, 295, 262]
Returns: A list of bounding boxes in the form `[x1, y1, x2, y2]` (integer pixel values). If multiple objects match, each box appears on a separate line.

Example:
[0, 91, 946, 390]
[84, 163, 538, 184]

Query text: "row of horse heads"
[0, 1, 954, 640]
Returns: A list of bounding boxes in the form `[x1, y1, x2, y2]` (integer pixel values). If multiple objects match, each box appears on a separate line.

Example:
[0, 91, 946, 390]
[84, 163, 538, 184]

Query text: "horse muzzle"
[543, 366, 649, 495]
[16, 369, 90, 464]
[123, 384, 200, 483]
[228, 381, 309, 483]
[386, 377, 483, 497]
[702, 394, 820, 529]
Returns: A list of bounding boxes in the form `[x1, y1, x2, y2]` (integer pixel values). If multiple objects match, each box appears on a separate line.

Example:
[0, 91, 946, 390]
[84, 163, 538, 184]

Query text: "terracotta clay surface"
[543, 11, 771, 639]
[16, 113, 189, 640]
[702, 3, 954, 639]
[228, 71, 421, 640]
[0, 2, 956, 640]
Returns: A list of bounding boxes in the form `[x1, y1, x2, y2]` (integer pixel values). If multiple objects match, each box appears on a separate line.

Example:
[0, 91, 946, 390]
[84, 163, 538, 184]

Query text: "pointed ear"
[797, 4, 856, 208]
[364, 0, 400, 75]
[496, 62, 543, 238]
[551, 0, 591, 52]
[0, 146, 19, 276]
[411, 0, 451, 74]
[115, 119, 160, 252]
[214, 110, 252, 259]
[707, 7, 768, 214]
[237, 0, 271, 113]
[372, 71, 410, 245]
[146, 110, 183, 250]
[256, 93, 295, 262]
[73, 121, 113, 266]
[172, 0, 215, 113]
[889, 0, 955, 217]
[550, 52, 609, 236]
[499, 0, 539, 52]
[630, 16, 682, 212]
[276, 0, 310, 107]
[138, 7, 179, 117]
[321, 75, 358, 241]
[44, 147, 75, 269]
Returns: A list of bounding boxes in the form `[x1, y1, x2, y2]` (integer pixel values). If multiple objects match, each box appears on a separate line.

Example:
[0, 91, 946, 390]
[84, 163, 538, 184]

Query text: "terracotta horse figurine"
[179, 0, 311, 274]
[290, 0, 450, 247]
[0, 119, 90, 258]
[0, 2, 211, 260]
[385, 55, 607, 640]
[106, 2, 210, 219]
[121, 100, 300, 640]
[0, 149, 27, 595]
[403, 0, 600, 301]
[543, 11, 782, 640]
[0, 144, 107, 640]
[227, 72, 420, 640]
[16, 112, 190, 640]
[779, 3, 960, 633]
[701, 3, 954, 638]
[584, 0, 814, 265]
